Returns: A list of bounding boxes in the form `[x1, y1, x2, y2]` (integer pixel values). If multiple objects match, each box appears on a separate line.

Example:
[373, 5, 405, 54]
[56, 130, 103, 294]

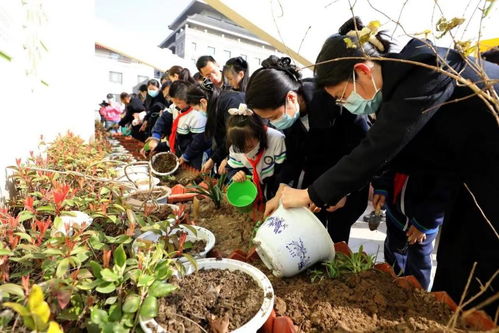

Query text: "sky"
[95, 0, 188, 46]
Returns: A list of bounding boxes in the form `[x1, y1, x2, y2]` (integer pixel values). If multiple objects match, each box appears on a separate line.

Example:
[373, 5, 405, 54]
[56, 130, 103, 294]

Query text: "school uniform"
[143, 94, 169, 138]
[308, 38, 499, 315]
[156, 107, 211, 170]
[119, 96, 146, 142]
[276, 80, 370, 242]
[227, 127, 286, 200]
[373, 170, 456, 289]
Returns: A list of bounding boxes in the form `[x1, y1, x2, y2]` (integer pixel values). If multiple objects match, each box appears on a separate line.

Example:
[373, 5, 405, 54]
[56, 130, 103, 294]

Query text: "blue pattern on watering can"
[286, 238, 311, 270]
[266, 216, 288, 234]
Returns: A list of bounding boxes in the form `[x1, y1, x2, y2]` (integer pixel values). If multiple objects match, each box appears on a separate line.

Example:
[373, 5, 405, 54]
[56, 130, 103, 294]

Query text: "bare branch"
[464, 182, 499, 240]
[297, 25, 312, 55]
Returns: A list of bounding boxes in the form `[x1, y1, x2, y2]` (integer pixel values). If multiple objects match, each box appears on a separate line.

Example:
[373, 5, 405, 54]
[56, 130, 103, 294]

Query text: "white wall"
[0, 0, 95, 204]
[94, 47, 156, 103]
[183, 24, 283, 74]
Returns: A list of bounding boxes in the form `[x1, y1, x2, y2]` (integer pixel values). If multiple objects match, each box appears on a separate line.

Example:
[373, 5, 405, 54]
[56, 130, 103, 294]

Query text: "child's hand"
[218, 158, 228, 175]
[406, 225, 426, 244]
[201, 158, 214, 173]
[372, 193, 386, 210]
[178, 156, 186, 165]
[232, 171, 246, 182]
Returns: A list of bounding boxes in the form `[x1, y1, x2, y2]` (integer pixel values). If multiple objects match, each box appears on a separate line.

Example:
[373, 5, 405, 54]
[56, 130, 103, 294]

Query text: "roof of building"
[159, 0, 266, 48]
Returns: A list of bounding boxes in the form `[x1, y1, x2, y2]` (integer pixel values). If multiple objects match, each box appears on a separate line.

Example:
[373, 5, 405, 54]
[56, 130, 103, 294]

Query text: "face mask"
[245, 142, 260, 158]
[148, 89, 159, 98]
[343, 70, 382, 115]
[270, 97, 300, 130]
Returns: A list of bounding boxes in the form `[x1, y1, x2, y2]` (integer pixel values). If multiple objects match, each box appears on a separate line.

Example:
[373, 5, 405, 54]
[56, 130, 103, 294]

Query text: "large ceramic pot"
[253, 204, 335, 277]
[140, 258, 275, 333]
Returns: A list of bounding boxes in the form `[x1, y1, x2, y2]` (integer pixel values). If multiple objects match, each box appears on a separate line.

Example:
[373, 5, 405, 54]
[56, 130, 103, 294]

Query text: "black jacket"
[119, 96, 146, 141]
[308, 39, 499, 208]
[210, 91, 245, 164]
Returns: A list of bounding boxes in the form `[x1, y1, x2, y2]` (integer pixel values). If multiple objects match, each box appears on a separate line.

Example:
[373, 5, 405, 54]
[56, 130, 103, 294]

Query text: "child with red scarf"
[226, 104, 286, 202]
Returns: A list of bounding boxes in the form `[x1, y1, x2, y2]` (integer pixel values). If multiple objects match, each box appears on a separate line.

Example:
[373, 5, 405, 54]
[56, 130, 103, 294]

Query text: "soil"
[128, 189, 169, 201]
[193, 198, 262, 256]
[114, 136, 146, 160]
[151, 153, 177, 174]
[156, 268, 263, 332]
[251, 261, 470, 333]
[170, 230, 207, 255]
[148, 204, 174, 220]
[161, 167, 204, 188]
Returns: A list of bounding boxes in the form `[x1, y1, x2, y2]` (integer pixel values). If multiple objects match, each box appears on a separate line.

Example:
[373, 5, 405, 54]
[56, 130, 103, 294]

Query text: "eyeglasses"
[335, 80, 350, 107]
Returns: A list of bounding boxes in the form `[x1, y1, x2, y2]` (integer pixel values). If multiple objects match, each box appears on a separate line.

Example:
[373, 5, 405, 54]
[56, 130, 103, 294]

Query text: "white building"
[160, 0, 284, 73]
[94, 43, 161, 103]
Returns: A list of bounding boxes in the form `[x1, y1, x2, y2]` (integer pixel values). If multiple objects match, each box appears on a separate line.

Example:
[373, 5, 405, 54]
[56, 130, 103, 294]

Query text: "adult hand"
[264, 196, 280, 217]
[218, 158, 228, 175]
[406, 225, 426, 245]
[232, 171, 246, 183]
[325, 196, 347, 212]
[372, 193, 386, 210]
[281, 187, 311, 209]
[201, 158, 214, 174]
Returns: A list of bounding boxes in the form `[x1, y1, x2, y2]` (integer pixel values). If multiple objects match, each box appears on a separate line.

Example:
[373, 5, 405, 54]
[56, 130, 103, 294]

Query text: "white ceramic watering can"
[253, 204, 335, 277]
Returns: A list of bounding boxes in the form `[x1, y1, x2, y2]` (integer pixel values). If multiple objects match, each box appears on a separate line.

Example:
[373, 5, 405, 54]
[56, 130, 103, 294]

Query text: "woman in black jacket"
[246, 55, 370, 243]
[281, 17, 499, 315]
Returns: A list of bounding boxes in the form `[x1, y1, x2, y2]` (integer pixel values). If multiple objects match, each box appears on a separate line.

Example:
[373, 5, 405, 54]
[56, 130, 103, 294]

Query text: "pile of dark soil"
[156, 269, 263, 332]
[152, 153, 177, 174]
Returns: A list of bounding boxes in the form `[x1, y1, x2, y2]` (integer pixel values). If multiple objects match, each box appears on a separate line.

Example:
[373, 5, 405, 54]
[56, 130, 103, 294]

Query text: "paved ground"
[348, 203, 438, 289]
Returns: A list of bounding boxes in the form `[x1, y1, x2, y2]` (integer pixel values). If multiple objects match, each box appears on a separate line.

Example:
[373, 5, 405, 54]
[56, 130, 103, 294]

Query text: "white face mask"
[343, 69, 382, 115]
[245, 142, 260, 158]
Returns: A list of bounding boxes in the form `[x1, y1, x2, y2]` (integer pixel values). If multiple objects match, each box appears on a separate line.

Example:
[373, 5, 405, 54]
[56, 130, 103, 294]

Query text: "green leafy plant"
[310, 245, 375, 281]
[187, 174, 227, 209]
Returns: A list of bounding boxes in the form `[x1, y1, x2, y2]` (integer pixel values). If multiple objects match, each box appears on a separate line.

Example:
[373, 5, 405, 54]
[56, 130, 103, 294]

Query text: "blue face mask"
[270, 99, 300, 130]
[343, 71, 382, 115]
[148, 89, 159, 98]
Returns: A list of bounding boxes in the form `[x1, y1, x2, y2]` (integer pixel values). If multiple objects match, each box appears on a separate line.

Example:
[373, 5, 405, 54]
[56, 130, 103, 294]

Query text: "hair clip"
[228, 103, 254, 116]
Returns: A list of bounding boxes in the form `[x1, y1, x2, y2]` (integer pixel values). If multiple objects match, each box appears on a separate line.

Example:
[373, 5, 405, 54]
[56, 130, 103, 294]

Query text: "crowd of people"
[98, 17, 498, 316]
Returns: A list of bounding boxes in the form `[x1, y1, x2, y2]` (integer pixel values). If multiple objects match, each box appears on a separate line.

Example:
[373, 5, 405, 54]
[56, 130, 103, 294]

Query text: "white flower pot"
[52, 211, 93, 236]
[253, 205, 335, 277]
[132, 225, 215, 259]
[124, 187, 172, 209]
[150, 152, 180, 177]
[140, 258, 274, 333]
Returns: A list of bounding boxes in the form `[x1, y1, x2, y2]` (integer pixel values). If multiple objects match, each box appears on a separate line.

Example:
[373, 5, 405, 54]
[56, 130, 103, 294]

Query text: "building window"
[254, 57, 261, 65]
[224, 50, 231, 59]
[109, 71, 123, 84]
[207, 46, 216, 56]
[240, 54, 247, 60]
[137, 75, 149, 83]
[192, 42, 197, 52]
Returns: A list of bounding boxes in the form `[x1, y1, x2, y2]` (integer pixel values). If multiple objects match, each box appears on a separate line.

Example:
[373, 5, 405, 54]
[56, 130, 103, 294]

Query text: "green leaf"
[0, 248, 13, 256]
[149, 281, 177, 298]
[137, 274, 155, 288]
[36, 205, 55, 212]
[43, 248, 64, 256]
[181, 253, 198, 271]
[139, 296, 158, 319]
[155, 260, 173, 280]
[88, 260, 102, 278]
[90, 308, 108, 325]
[100, 187, 111, 196]
[14, 232, 33, 243]
[122, 294, 140, 313]
[104, 296, 118, 305]
[113, 244, 126, 268]
[18, 210, 34, 222]
[0, 50, 12, 61]
[0, 284, 25, 298]
[56, 258, 71, 278]
[108, 302, 122, 322]
[95, 282, 116, 294]
[100, 269, 119, 282]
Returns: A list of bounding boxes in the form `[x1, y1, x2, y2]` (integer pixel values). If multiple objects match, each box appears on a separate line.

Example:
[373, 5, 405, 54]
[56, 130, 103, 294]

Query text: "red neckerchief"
[245, 148, 265, 202]
[169, 107, 193, 154]
[393, 172, 408, 204]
